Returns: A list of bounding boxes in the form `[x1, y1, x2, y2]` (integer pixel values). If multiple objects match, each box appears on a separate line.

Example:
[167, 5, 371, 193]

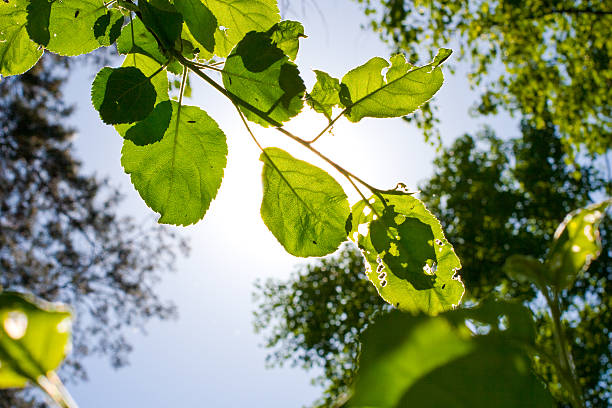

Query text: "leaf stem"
[37, 372, 78, 408]
[543, 289, 585, 408]
[307, 109, 346, 144]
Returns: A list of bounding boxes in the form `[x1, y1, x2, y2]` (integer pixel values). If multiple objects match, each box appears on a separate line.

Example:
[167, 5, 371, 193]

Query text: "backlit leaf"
[93, 9, 124, 47]
[116, 18, 167, 65]
[138, 0, 183, 51]
[223, 31, 305, 127]
[0, 292, 72, 388]
[307, 70, 342, 120]
[174, 0, 217, 54]
[268, 20, 305, 61]
[121, 102, 227, 226]
[351, 194, 464, 314]
[203, 0, 280, 58]
[545, 199, 610, 289]
[0, 0, 43, 78]
[26, 0, 107, 56]
[91, 66, 157, 125]
[260, 148, 350, 257]
[114, 54, 172, 145]
[341, 49, 451, 122]
[350, 302, 553, 408]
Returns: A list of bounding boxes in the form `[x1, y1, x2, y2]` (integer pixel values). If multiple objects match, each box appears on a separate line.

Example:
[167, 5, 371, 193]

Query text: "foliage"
[354, 0, 612, 154]
[254, 124, 611, 407]
[0, 57, 187, 406]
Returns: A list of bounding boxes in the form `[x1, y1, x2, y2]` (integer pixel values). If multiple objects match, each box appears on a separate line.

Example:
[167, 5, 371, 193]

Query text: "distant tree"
[353, 0, 612, 154]
[0, 56, 188, 406]
[254, 121, 611, 407]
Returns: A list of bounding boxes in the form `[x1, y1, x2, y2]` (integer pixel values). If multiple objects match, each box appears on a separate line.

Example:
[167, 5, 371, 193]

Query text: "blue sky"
[52, 1, 518, 407]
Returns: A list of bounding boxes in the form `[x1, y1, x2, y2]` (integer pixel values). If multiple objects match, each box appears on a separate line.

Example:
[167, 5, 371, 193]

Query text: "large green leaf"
[0, 0, 43, 78]
[138, 0, 183, 51]
[0, 292, 72, 388]
[203, 0, 280, 58]
[260, 148, 350, 257]
[350, 302, 553, 408]
[26, 0, 107, 56]
[114, 54, 171, 145]
[174, 0, 217, 54]
[223, 31, 305, 127]
[121, 102, 227, 226]
[91, 66, 157, 125]
[545, 199, 610, 289]
[307, 70, 342, 120]
[351, 194, 464, 314]
[341, 49, 451, 122]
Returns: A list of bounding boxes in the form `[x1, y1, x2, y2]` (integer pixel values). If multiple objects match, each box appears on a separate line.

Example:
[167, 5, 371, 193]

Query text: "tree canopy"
[354, 0, 612, 154]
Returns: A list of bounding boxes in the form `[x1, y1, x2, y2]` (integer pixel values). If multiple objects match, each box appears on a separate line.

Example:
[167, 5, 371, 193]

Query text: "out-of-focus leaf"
[0, 292, 72, 388]
[545, 199, 610, 289]
[350, 302, 553, 408]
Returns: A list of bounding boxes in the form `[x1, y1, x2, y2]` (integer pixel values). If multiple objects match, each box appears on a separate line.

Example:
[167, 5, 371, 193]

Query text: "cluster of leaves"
[353, 0, 612, 154]
[254, 123, 611, 407]
[0, 0, 474, 404]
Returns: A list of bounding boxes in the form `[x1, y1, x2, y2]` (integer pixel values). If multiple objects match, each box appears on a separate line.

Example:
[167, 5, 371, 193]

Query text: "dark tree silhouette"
[0, 56, 188, 406]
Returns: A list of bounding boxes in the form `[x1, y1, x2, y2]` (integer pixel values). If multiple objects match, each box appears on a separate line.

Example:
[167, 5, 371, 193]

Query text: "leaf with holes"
[223, 31, 305, 127]
[26, 0, 107, 56]
[351, 194, 464, 314]
[545, 199, 610, 290]
[203, 0, 280, 57]
[0, 292, 72, 388]
[91, 66, 158, 125]
[307, 70, 342, 120]
[121, 102, 227, 226]
[350, 302, 553, 408]
[341, 49, 451, 122]
[260, 148, 350, 257]
[174, 0, 217, 54]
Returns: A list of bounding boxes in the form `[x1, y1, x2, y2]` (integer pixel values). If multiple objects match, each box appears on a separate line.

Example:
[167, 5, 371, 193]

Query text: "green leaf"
[203, 0, 280, 58]
[260, 148, 350, 257]
[114, 54, 171, 145]
[503, 254, 553, 289]
[350, 303, 553, 408]
[351, 194, 464, 314]
[93, 9, 124, 46]
[0, 292, 72, 388]
[341, 49, 452, 122]
[307, 70, 342, 120]
[0, 0, 43, 78]
[223, 31, 305, 127]
[121, 102, 228, 226]
[138, 0, 183, 51]
[91, 66, 158, 125]
[26, 0, 107, 56]
[268, 20, 305, 61]
[174, 0, 217, 54]
[545, 199, 610, 289]
[116, 18, 167, 65]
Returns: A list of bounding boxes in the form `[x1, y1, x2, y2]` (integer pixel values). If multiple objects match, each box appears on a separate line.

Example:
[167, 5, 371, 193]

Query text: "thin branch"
[308, 109, 346, 144]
